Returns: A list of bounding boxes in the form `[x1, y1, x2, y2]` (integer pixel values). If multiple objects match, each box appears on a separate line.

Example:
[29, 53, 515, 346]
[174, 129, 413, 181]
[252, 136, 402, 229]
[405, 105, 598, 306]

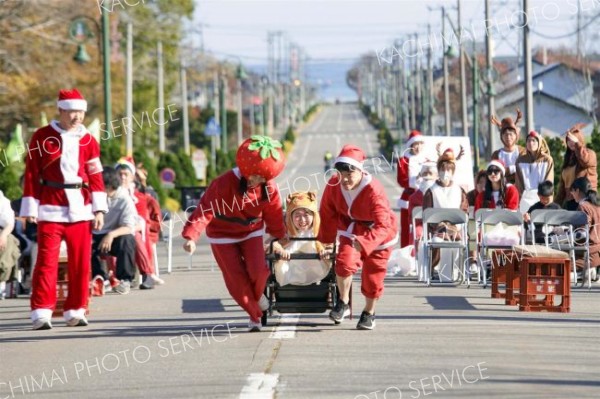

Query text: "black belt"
[350, 219, 374, 228]
[41, 180, 88, 189]
[215, 214, 262, 226]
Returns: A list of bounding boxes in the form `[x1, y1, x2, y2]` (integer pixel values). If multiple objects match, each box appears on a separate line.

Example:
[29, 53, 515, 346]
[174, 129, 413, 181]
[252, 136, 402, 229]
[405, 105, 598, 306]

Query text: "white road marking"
[239, 373, 279, 399]
[269, 314, 300, 339]
[354, 108, 365, 130]
[285, 135, 313, 179]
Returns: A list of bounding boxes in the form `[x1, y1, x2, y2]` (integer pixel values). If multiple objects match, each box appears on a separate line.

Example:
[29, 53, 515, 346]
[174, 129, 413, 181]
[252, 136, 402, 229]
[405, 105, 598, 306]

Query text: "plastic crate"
[519, 257, 571, 312]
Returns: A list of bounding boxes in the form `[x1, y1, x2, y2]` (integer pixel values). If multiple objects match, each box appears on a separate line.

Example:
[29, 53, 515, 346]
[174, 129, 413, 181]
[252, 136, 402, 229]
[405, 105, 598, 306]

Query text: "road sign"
[205, 117, 221, 137]
[159, 168, 176, 189]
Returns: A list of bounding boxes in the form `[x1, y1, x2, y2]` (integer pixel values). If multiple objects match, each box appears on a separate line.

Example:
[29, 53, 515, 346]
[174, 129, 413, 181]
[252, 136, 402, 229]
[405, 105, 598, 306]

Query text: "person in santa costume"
[397, 130, 426, 248]
[319, 144, 398, 330]
[474, 159, 520, 212]
[182, 135, 286, 332]
[20, 89, 107, 330]
[490, 109, 525, 184]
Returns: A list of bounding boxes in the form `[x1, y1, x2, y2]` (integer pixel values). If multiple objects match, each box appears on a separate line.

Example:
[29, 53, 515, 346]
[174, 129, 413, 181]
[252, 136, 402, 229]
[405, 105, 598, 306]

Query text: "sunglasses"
[487, 168, 502, 176]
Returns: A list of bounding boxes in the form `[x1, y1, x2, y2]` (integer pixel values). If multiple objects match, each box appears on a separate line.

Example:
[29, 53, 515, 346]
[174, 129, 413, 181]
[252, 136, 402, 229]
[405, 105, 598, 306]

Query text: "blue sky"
[193, 0, 599, 64]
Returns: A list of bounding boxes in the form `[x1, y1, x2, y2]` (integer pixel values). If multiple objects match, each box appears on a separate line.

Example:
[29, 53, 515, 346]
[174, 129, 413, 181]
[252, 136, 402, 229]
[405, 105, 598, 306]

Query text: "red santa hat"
[527, 130, 541, 141]
[115, 156, 136, 175]
[487, 159, 505, 175]
[57, 89, 87, 112]
[406, 130, 424, 147]
[335, 144, 366, 171]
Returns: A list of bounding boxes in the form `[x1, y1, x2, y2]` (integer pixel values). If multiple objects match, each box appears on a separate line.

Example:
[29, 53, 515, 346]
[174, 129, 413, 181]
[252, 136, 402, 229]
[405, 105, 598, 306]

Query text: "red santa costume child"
[397, 130, 426, 248]
[20, 89, 107, 330]
[319, 145, 399, 330]
[182, 136, 286, 332]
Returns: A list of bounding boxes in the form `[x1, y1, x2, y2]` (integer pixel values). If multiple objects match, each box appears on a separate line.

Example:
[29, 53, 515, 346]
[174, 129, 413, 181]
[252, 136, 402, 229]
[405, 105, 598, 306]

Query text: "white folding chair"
[543, 211, 590, 289]
[422, 208, 469, 287]
[476, 209, 524, 288]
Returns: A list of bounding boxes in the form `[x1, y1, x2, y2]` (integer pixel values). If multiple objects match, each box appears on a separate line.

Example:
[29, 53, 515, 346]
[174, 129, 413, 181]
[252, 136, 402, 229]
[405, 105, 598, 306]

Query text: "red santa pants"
[31, 221, 91, 320]
[210, 236, 269, 322]
[335, 236, 392, 299]
[135, 230, 154, 275]
[399, 188, 414, 248]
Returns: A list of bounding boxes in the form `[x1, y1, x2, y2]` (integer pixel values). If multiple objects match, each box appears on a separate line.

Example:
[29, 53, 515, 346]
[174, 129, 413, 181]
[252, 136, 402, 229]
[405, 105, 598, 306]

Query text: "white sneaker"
[259, 294, 269, 311]
[32, 318, 52, 330]
[0, 281, 5, 300]
[248, 319, 262, 332]
[150, 274, 165, 285]
[66, 316, 88, 327]
[584, 268, 597, 282]
[469, 263, 479, 274]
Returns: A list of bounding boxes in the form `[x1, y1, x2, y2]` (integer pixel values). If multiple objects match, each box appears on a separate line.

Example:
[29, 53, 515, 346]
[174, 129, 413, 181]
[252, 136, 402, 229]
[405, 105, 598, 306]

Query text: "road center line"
[269, 314, 300, 339]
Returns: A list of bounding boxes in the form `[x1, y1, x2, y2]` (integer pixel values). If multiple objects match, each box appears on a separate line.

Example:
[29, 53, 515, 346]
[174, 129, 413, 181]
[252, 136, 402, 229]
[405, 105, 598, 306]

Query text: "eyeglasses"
[487, 169, 502, 176]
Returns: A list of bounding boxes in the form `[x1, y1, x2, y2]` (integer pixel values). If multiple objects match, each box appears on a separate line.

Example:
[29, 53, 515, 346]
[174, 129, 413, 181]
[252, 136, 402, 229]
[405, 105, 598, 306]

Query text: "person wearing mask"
[422, 147, 469, 282]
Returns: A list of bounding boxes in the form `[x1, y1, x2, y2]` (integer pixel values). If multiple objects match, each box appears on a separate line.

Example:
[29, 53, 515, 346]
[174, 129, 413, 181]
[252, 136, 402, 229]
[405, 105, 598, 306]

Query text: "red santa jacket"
[318, 173, 398, 256]
[182, 168, 286, 243]
[146, 194, 162, 244]
[396, 153, 424, 208]
[474, 184, 520, 212]
[20, 121, 107, 222]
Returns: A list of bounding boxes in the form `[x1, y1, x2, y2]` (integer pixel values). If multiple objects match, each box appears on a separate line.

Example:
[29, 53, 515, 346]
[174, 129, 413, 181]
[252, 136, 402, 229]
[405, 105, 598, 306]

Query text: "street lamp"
[69, 10, 111, 139]
[236, 62, 247, 147]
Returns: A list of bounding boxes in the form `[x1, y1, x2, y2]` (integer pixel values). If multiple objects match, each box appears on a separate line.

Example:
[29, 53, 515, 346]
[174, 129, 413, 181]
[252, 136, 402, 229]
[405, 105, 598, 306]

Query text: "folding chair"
[422, 208, 469, 287]
[543, 211, 591, 289]
[411, 206, 424, 281]
[528, 209, 563, 245]
[476, 209, 524, 288]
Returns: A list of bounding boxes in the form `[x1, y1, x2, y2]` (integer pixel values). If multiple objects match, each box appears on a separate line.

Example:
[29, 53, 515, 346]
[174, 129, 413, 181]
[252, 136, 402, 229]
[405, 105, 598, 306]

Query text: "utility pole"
[485, 0, 498, 159]
[427, 23, 434, 135]
[125, 21, 133, 156]
[157, 41, 165, 153]
[409, 35, 416, 129]
[472, 41, 480, 170]
[101, 5, 112, 141]
[180, 59, 190, 155]
[213, 72, 220, 151]
[442, 8, 451, 136]
[523, 0, 534, 134]
[457, 0, 468, 138]
[220, 73, 228, 152]
[414, 33, 422, 131]
[401, 59, 410, 135]
[237, 74, 243, 146]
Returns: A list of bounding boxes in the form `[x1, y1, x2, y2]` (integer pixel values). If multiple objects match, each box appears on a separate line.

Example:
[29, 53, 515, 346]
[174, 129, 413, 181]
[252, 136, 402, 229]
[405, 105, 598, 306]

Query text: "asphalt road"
[1, 103, 600, 399]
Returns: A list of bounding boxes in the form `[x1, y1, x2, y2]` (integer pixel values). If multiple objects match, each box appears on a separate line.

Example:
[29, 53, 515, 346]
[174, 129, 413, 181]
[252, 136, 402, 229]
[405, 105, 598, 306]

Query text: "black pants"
[91, 234, 136, 282]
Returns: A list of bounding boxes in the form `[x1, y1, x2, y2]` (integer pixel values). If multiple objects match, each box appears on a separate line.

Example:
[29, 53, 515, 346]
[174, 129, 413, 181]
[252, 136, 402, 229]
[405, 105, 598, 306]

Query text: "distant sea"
[247, 61, 357, 103]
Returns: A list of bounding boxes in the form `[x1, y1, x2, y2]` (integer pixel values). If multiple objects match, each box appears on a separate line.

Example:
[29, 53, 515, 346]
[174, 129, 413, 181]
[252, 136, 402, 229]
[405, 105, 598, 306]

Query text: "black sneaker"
[329, 300, 350, 324]
[356, 311, 376, 330]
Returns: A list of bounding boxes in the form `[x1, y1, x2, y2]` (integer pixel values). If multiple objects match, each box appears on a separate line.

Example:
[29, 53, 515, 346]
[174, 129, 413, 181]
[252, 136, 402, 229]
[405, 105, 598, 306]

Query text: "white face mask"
[439, 171, 453, 184]
[419, 179, 436, 192]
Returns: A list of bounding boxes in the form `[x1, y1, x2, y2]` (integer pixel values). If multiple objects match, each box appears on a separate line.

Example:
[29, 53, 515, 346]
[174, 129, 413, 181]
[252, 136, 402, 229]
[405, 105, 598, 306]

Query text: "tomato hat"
[236, 135, 286, 180]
